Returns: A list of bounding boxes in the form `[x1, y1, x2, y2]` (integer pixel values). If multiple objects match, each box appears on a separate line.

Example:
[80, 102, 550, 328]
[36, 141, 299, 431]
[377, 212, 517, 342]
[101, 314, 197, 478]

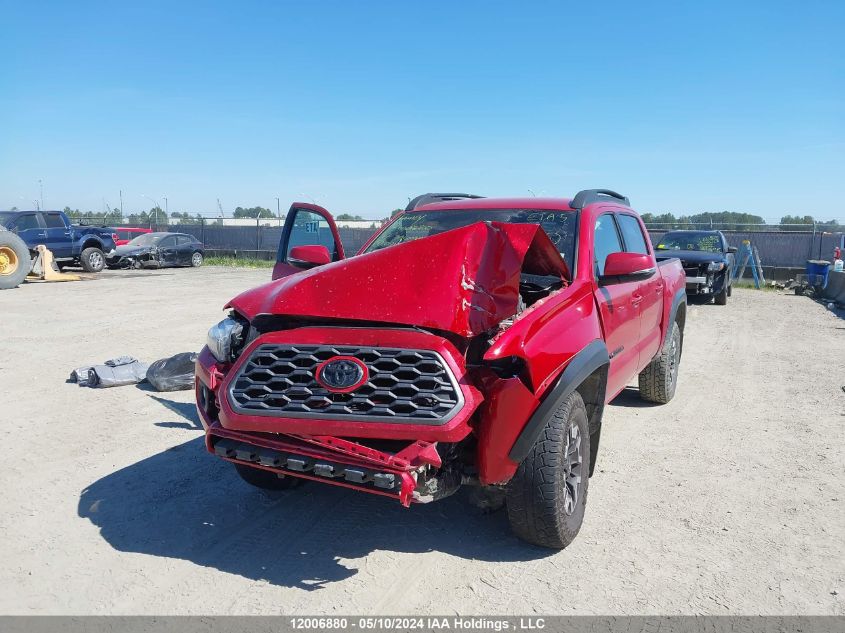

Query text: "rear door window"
[14, 214, 41, 231]
[616, 214, 650, 255]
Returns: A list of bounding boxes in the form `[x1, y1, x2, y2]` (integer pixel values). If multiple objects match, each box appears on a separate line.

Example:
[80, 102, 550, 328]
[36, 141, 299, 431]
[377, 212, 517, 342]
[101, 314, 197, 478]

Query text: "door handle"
[631, 294, 643, 306]
[64, 231, 72, 236]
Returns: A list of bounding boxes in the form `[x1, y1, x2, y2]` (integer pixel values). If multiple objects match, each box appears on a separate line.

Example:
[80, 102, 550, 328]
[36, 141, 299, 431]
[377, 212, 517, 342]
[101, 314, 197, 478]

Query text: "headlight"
[707, 261, 725, 272]
[206, 317, 244, 363]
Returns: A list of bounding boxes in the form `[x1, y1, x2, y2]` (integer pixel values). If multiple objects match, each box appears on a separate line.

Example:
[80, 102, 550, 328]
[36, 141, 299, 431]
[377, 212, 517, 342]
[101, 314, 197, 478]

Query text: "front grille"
[683, 265, 704, 277]
[228, 344, 463, 424]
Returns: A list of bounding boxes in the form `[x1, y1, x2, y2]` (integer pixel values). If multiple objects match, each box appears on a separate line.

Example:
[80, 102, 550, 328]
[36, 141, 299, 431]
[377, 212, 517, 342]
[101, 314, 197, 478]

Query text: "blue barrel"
[806, 260, 831, 287]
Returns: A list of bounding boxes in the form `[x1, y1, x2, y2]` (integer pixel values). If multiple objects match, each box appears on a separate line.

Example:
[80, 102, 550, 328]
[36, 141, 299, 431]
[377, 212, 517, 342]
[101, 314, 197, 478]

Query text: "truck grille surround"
[228, 344, 464, 424]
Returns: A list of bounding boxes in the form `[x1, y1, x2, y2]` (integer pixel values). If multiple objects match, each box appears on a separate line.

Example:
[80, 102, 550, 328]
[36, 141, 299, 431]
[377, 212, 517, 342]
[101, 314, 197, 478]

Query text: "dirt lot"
[1, 268, 842, 615]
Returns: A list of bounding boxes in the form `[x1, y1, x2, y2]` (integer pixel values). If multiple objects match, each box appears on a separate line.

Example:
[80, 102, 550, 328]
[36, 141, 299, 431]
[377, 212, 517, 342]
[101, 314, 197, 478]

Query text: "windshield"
[365, 209, 577, 266]
[656, 232, 723, 253]
[127, 234, 162, 247]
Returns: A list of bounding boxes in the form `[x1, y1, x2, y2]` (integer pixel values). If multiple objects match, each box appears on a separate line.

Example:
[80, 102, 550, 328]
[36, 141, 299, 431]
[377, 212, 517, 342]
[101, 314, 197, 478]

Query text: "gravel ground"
[1, 268, 842, 615]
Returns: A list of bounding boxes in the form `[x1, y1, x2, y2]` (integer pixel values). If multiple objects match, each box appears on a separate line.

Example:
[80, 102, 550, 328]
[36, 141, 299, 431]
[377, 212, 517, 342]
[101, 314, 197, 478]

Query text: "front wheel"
[638, 320, 682, 403]
[234, 463, 303, 490]
[714, 275, 728, 305]
[506, 391, 590, 549]
[191, 251, 204, 267]
[80, 247, 105, 273]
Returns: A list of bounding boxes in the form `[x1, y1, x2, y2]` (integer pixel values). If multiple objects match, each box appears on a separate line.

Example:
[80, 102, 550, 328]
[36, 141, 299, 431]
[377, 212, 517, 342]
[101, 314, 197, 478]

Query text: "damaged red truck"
[195, 189, 687, 548]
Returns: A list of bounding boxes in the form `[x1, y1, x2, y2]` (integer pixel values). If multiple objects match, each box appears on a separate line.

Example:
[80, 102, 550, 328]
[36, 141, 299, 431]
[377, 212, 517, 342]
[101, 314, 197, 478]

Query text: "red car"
[108, 227, 152, 247]
[196, 189, 686, 548]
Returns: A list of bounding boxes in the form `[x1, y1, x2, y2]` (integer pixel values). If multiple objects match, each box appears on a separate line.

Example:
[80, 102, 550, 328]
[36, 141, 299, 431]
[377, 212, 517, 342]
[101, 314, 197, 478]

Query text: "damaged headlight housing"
[206, 316, 244, 363]
[707, 261, 725, 272]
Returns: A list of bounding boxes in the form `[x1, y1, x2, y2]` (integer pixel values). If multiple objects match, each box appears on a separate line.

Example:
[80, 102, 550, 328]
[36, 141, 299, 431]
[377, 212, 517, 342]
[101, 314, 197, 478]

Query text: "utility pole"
[119, 190, 124, 216]
[39, 179, 43, 210]
[275, 197, 281, 226]
[164, 197, 168, 216]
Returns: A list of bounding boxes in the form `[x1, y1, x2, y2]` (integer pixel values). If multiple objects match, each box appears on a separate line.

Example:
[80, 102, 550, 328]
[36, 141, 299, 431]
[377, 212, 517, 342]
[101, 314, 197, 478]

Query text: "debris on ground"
[70, 356, 149, 387]
[146, 352, 198, 391]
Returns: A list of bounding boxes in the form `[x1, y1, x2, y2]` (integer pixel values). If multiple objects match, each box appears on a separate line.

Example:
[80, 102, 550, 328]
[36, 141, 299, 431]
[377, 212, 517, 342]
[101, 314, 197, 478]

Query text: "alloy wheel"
[562, 422, 583, 515]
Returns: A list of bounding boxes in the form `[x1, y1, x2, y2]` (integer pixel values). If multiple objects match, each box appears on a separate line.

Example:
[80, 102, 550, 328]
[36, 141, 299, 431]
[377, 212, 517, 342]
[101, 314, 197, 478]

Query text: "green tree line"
[641, 210, 839, 231]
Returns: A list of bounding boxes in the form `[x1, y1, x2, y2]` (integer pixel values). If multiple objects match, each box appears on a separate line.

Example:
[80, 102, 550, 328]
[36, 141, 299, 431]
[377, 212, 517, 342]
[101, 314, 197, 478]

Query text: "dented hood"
[227, 222, 569, 338]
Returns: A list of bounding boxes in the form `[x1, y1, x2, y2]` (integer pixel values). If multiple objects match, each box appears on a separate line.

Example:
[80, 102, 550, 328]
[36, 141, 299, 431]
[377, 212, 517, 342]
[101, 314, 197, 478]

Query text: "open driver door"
[273, 203, 346, 280]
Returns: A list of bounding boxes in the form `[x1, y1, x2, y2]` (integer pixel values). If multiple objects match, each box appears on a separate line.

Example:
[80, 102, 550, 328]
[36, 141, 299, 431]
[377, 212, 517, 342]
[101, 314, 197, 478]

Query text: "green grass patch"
[205, 256, 275, 269]
[733, 279, 779, 291]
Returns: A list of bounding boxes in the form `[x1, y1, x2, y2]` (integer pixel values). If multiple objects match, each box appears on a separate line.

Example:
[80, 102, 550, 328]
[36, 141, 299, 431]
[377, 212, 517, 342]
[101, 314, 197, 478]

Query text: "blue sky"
[1, 1, 843, 220]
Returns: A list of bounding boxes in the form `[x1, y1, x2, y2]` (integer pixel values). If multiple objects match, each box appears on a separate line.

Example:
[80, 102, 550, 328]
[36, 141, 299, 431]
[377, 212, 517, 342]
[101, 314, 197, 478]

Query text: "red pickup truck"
[196, 189, 686, 548]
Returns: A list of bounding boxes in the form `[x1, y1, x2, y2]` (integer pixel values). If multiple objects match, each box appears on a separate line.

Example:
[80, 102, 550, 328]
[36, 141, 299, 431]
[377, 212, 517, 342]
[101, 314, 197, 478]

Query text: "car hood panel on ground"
[227, 221, 569, 337]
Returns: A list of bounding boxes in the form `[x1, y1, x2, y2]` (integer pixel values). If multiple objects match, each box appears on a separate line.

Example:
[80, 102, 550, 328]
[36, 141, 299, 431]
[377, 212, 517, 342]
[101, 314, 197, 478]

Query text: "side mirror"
[288, 244, 331, 269]
[599, 252, 655, 286]
[727, 246, 738, 254]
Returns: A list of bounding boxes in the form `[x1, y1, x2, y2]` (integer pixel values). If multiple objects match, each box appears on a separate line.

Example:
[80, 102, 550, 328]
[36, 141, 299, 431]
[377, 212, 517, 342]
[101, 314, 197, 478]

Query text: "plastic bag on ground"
[146, 352, 198, 391]
[70, 357, 149, 387]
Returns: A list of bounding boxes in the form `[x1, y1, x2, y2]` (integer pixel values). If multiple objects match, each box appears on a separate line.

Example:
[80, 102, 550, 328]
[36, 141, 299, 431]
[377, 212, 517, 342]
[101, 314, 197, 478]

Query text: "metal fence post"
[256, 217, 261, 254]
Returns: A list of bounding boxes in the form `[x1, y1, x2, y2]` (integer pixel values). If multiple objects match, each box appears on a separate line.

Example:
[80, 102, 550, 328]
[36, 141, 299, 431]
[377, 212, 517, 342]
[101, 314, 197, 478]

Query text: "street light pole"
[164, 197, 168, 216]
[140, 194, 163, 227]
[39, 179, 44, 210]
[275, 197, 281, 226]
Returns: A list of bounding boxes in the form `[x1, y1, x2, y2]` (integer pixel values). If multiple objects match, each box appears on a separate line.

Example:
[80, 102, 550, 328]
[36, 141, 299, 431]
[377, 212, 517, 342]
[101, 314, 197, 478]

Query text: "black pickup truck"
[0, 210, 116, 272]
[654, 230, 736, 305]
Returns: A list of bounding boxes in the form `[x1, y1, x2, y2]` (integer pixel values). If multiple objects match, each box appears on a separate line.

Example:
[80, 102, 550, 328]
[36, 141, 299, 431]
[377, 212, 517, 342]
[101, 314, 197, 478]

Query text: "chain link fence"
[82, 216, 843, 279]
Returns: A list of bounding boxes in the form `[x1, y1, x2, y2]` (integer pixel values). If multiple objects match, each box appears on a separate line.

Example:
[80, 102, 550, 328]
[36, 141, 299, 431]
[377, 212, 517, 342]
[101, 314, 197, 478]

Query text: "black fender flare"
[508, 339, 610, 463]
[668, 287, 686, 330]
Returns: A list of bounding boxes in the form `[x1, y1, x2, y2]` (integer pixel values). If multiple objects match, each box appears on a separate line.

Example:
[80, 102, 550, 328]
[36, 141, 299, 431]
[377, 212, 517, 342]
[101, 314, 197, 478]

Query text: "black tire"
[80, 247, 105, 273]
[0, 231, 31, 290]
[191, 251, 204, 267]
[714, 275, 728, 305]
[638, 320, 682, 404]
[234, 463, 303, 490]
[506, 391, 590, 549]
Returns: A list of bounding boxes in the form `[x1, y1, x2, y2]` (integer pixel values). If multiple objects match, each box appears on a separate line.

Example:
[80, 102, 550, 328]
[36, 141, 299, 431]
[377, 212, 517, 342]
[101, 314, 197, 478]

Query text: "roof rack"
[569, 189, 630, 210]
[404, 192, 485, 212]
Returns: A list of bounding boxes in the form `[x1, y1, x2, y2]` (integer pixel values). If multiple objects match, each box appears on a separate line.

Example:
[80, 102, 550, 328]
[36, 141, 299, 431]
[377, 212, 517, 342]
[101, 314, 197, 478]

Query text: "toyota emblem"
[316, 357, 367, 392]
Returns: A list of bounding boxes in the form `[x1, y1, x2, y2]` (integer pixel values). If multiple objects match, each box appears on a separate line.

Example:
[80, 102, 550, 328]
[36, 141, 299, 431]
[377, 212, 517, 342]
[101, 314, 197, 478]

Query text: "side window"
[616, 214, 649, 255]
[285, 209, 337, 259]
[43, 213, 66, 229]
[177, 235, 192, 246]
[594, 214, 623, 276]
[14, 214, 40, 231]
[159, 236, 176, 248]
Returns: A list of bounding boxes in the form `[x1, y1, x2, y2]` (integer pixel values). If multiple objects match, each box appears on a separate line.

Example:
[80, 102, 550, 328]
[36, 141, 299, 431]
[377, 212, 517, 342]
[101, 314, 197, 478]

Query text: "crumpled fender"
[227, 221, 569, 338]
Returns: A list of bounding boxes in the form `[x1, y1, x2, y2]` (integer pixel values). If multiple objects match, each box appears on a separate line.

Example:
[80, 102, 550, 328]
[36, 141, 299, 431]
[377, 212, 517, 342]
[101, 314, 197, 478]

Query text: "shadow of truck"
[78, 437, 552, 590]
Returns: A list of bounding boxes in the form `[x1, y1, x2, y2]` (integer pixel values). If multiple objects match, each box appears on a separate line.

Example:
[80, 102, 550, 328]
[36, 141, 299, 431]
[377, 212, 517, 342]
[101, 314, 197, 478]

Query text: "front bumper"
[195, 327, 483, 504]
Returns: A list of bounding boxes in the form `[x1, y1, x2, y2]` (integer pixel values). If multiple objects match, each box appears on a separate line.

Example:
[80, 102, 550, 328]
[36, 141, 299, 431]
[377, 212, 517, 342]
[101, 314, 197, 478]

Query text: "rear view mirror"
[727, 246, 738, 254]
[599, 252, 655, 285]
[288, 245, 331, 269]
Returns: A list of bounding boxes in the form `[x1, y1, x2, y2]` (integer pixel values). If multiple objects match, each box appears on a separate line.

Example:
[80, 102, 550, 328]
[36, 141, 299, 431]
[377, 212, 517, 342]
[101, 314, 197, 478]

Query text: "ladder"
[732, 240, 766, 288]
